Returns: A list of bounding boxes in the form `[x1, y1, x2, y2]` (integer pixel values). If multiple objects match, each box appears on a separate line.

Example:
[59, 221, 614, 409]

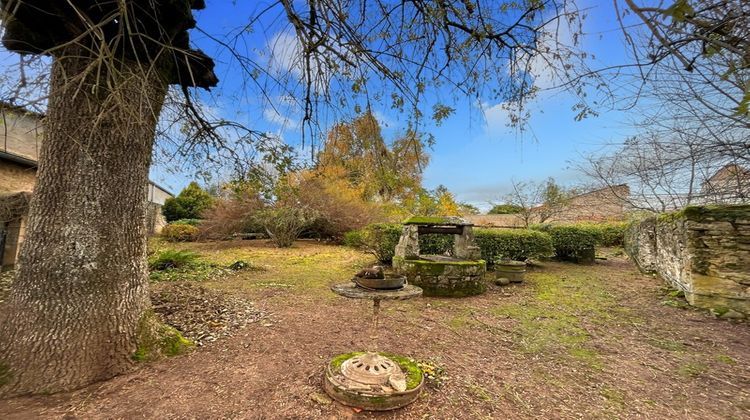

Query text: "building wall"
[625, 205, 750, 318]
[1, 217, 26, 268]
[147, 183, 173, 205]
[552, 185, 631, 223]
[464, 214, 525, 228]
[0, 106, 42, 161]
[0, 161, 36, 193]
[467, 186, 631, 228]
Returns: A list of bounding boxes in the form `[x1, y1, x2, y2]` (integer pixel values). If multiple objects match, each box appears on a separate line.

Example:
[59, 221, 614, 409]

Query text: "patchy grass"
[6, 241, 747, 419]
[148, 240, 264, 283]
[489, 269, 622, 369]
[678, 362, 708, 378]
[715, 354, 737, 365]
[647, 338, 687, 352]
[162, 239, 374, 299]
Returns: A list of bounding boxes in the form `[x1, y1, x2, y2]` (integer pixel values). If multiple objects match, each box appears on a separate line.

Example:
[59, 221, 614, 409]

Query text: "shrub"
[534, 222, 627, 247]
[252, 206, 318, 247]
[162, 182, 214, 222]
[419, 233, 454, 255]
[161, 224, 199, 242]
[592, 222, 627, 247]
[288, 173, 382, 240]
[475, 229, 554, 262]
[542, 225, 599, 263]
[149, 249, 199, 271]
[198, 195, 265, 240]
[359, 223, 402, 263]
[171, 218, 202, 226]
[343, 229, 365, 248]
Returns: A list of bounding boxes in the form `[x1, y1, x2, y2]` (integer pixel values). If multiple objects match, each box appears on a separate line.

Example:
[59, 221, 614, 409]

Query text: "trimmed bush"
[543, 225, 599, 263]
[475, 229, 554, 262]
[592, 222, 627, 247]
[360, 223, 402, 264]
[343, 229, 365, 248]
[534, 222, 627, 247]
[161, 223, 199, 242]
[419, 233, 454, 255]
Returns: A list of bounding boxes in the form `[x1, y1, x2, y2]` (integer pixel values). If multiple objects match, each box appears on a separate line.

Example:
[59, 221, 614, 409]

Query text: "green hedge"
[534, 225, 598, 263]
[533, 222, 627, 247]
[358, 223, 402, 264]
[591, 222, 627, 246]
[475, 228, 554, 262]
[345, 224, 555, 264]
[419, 233, 454, 255]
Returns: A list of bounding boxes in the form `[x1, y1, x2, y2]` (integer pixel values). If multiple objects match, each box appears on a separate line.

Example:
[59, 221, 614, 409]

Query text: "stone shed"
[625, 205, 750, 318]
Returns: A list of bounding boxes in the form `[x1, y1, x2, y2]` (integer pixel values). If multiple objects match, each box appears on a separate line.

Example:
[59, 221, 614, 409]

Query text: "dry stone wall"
[625, 205, 750, 318]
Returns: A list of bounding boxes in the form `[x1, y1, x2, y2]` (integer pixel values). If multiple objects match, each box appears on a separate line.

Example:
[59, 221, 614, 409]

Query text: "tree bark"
[0, 47, 167, 396]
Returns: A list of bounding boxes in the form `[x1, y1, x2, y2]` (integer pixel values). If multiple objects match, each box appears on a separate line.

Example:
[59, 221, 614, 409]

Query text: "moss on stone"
[133, 310, 194, 362]
[330, 351, 363, 372]
[417, 280, 487, 298]
[328, 352, 423, 391]
[402, 216, 468, 226]
[382, 353, 423, 390]
[682, 204, 750, 222]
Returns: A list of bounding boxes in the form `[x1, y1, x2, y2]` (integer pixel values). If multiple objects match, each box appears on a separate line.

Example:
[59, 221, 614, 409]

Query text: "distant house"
[700, 164, 750, 205]
[553, 184, 631, 223]
[0, 103, 172, 269]
[465, 184, 632, 228]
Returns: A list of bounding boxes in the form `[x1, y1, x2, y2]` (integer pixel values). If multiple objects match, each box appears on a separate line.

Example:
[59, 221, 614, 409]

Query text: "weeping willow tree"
[0, 0, 595, 396]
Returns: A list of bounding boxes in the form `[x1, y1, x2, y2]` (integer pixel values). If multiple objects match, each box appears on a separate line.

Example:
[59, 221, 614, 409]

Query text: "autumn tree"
[316, 111, 429, 203]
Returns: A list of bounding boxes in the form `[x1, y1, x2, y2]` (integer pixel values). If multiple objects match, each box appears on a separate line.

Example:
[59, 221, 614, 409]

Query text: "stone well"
[393, 216, 486, 297]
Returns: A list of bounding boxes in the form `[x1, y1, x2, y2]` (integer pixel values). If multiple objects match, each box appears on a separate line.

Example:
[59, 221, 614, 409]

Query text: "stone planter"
[494, 260, 526, 283]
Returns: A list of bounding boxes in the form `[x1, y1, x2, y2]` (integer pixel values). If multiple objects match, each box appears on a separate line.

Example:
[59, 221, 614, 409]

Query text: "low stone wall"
[625, 205, 750, 318]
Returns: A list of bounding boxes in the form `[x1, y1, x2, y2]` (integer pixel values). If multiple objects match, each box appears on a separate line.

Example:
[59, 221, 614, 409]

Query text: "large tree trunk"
[0, 47, 167, 396]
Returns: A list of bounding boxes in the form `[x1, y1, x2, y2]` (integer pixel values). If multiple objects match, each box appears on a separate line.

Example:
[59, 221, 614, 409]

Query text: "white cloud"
[267, 30, 303, 78]
[478, 100, 511, 135]
[262, 107, 298, 129]
[372, 110, 396, 128]
[513, 11, 578, 91]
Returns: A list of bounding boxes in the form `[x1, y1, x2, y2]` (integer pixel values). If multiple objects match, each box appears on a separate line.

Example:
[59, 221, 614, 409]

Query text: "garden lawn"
[1, 240, 748, 419]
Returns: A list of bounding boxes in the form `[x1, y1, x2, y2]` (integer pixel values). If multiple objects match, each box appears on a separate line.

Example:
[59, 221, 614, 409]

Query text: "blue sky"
[146, 1, 643, 211]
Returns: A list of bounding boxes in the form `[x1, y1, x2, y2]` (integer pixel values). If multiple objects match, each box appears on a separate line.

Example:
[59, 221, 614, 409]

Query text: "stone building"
[699, 164, 750, 205]
[466, 184, 632, 227]
[0, 103, 172, 269]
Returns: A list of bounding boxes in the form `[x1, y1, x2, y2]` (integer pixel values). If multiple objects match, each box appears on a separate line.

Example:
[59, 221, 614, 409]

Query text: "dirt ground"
[1, 240, 748, 419]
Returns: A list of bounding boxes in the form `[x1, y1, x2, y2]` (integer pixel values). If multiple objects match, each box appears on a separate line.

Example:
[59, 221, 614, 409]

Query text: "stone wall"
[625, 205, 750, 318]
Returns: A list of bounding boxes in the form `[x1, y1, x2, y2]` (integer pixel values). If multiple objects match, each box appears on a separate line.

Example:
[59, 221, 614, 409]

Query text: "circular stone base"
[323, 352, 424, 411]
